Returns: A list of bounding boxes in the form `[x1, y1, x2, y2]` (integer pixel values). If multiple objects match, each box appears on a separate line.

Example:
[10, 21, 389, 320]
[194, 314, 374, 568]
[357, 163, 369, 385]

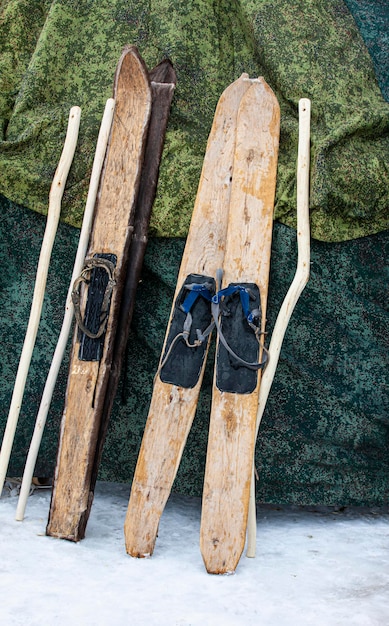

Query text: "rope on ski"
[179, 280, 215, 346]
[72, 257, 116, 339]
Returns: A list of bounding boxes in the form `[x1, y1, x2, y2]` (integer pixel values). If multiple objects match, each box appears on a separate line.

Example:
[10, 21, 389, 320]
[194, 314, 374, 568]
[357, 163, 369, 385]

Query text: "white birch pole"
[246, 98, 311, 557]
[15, 99, 115, 520]
[0, 106, 81, 497]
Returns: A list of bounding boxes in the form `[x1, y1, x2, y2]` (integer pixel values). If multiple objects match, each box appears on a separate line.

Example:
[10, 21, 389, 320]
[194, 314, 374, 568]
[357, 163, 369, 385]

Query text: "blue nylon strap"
[180, 284, 214, 314]
[181, 283, 255, 323]
[212, 284, 255, 324]
[170, 277, 267, 373]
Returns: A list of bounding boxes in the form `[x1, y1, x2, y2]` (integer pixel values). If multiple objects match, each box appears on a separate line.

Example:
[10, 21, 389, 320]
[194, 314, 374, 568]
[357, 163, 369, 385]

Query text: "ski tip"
[149, 58, 177, 86]
[113, 45, 151, 95]
[240, 76, 279, 105]
[150, 81, 176, 95]
[242, 75, 264, 84]
[241, 76, 280, 119]
[117, 44, 142, 67]
[246, 76, 271, 89]
[120, 43, 141, 58]
[216, 72, 252, 108]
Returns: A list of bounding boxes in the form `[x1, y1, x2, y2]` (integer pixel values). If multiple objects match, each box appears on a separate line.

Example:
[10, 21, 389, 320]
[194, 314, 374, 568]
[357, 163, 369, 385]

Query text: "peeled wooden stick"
[0, 106, 81, 497]
[15, 99, 115, 520]
[246, 98, 311, 558]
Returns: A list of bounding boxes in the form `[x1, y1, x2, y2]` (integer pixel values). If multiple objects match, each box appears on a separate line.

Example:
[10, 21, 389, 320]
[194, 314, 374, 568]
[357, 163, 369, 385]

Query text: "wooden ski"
[124, 74, 253, 558]
[46, 46, 152, 541]
[87, 60, 176, 507]
[200, 79, 280, 574]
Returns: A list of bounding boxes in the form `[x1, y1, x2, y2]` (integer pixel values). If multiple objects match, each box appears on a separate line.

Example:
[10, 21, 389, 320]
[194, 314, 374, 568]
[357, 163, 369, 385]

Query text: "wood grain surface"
[47, 47, 151, 540]
[124, 74, 253, 558]
[200, 79, 280, 574]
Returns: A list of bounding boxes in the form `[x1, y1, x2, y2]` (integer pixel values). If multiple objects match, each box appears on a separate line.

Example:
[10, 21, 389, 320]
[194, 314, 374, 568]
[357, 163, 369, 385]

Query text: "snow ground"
[1, 481, 388, 626]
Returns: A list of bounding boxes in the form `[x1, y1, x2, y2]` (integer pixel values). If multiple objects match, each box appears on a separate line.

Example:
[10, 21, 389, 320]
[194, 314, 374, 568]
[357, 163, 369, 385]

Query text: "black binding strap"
[72, 253, 117, 362]
[159, 274, 215, 388]
[158, 271, 268, 393]
[213, 282, 267, 394]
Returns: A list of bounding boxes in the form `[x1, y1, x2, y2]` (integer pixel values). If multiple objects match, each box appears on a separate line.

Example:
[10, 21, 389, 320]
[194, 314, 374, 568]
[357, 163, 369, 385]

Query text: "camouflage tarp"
[0, 0, 388, 505]
[0, 0, 388, 241]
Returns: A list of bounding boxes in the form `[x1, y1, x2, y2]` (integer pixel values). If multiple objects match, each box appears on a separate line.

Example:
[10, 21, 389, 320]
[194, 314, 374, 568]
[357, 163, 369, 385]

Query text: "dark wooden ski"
[47, 46, 152, 541]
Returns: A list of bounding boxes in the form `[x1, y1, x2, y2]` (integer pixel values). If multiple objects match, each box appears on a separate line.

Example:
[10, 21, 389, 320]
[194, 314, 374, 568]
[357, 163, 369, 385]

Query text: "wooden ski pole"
[15, 99, 115, 520]
[0, 106, 81, 497]
[246, 98, 311, 558]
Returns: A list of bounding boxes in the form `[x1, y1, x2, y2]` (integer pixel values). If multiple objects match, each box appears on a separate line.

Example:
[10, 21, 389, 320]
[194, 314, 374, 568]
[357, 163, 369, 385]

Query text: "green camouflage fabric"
[1, 196, 388, 505]
[0, 0, 388, 241]
[0, 0, 388, 506]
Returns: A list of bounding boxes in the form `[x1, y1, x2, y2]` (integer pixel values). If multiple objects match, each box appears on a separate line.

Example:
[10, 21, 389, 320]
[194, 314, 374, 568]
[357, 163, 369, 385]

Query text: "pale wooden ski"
[200, 79, 280, 574]
[124, 74, 253, 558]
[46, 46, 152, 541]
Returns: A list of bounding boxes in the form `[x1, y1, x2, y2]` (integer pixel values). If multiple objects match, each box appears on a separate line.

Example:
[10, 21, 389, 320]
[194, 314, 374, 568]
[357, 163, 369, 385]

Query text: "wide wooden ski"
[124, 74, 253, 558]
[47, 46, 152, 541]
[200, 79, 280, 574]
[87, 60, 176, 507]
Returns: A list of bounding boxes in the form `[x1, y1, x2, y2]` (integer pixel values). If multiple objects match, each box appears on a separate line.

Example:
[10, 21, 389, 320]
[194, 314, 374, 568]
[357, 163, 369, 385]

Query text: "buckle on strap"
[212, 281, 268, 371]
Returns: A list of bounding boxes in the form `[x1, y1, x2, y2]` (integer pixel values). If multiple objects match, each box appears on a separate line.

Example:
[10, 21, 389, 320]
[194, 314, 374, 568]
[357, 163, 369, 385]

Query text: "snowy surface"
[1, 481, 389, 625]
